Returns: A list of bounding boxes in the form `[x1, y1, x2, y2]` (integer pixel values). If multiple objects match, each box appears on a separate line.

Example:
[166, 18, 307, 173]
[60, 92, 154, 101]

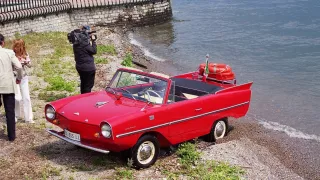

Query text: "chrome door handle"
[195, 108, 202, 111]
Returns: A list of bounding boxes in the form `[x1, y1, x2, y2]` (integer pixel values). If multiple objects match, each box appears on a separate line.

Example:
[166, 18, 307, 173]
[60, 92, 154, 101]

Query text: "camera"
[67, 25, 97, 45]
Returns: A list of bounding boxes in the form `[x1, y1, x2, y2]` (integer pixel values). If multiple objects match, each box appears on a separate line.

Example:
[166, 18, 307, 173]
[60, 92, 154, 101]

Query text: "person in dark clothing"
[72, 26, 97, 94]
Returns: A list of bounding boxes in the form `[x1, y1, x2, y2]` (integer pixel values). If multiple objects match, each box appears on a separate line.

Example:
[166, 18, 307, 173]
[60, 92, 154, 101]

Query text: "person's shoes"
[25, 120, 35, 124]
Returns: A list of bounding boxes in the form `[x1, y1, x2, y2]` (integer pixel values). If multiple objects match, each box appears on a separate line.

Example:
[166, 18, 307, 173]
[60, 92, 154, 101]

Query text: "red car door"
[165, 97, 204, 144]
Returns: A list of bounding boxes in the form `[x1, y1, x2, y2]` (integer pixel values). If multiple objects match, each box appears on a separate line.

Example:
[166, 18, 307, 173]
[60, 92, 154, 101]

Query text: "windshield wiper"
[120, 88, 136, 100]
[106, 86, 116, 94]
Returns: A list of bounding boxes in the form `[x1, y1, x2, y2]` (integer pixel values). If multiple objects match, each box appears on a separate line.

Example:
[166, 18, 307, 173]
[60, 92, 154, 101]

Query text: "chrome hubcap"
[214, 121, 226, 139]
[137, 141, 155, 164]
[140, 145, 152, 161]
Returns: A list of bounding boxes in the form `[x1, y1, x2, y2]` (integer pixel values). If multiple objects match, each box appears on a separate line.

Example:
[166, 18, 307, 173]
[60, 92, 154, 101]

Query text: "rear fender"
[213, 82, 253, 118]
[215, 82, 253, 94]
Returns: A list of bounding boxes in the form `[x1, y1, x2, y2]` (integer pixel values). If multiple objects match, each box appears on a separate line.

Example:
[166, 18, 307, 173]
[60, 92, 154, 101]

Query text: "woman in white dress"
[12, 39, 34, 123]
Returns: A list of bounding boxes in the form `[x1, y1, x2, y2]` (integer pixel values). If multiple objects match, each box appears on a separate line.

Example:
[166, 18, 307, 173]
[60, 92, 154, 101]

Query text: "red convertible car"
[45, 67, 252, 168]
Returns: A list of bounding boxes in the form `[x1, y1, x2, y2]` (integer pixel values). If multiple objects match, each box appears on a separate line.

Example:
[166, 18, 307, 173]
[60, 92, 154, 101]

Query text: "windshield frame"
[106, 68, 171, 105]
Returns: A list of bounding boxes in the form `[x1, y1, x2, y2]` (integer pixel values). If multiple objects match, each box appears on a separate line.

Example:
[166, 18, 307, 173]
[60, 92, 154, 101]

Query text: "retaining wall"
[0, 0, 172, 38]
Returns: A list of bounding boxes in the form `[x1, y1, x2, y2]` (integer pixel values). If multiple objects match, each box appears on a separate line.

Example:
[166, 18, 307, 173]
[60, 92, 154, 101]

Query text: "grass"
[13, 32, 73, 58]
[161, 142, 244, 180]
[5, 32, 116, 103]
[95, 57, 108, 64]
[114, 168, 133, 180]
[97, 44, 117, 56]
[7, 32, 79, 102]
[72, 164, 94, 172]
[45, 76, 77, 92]
[176, 142, 201, 166]
[38, 91, 68, 102]
[121, 53, 133, 67]
[40, 164, 62, 179]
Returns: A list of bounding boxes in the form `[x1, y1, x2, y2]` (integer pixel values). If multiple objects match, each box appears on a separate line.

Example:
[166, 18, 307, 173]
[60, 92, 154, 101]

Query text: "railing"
[0, 0, 166, 23]
[70, 0, 160, 9]
[0, 0, 71, 23]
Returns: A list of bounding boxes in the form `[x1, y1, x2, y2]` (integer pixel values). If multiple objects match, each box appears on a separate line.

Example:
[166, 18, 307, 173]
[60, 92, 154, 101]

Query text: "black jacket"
[73, 41, 97, 72]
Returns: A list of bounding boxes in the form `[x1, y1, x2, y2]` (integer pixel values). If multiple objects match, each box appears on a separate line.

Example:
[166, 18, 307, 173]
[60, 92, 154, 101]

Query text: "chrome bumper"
[46, 129, 110, 154]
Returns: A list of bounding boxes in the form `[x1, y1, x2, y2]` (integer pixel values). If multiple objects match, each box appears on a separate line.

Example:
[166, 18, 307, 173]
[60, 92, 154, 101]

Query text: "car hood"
[56, 91, 144, 125]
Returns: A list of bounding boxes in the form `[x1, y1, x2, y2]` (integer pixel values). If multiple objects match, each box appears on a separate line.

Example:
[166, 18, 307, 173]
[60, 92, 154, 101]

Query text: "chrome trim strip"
[116, 101, 249, 138]
[46, 129, 110, 154]
[116, 122, 171, 138]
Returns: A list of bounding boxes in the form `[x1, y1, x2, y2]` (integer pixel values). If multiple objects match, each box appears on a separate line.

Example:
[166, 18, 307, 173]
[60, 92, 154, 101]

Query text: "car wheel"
[205, 118, 228, 142]
[129, 135, 160, 169]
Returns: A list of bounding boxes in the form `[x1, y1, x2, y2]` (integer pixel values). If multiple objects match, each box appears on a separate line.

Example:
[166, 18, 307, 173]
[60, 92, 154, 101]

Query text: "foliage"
[38, 91, 68, 102]
[116, 72, 137, 87]
[10, 32, 73, 58]
[95, 57, 108, 64]
[40, 164, 61, 179]
[97, 44, 117, 56]
[45, 76, 76, 92]
[114, 168, 133, 180]
[161, 142, 244, 180]
[121, 53, 133, 67]
[8, 32, 79, 98]
[176, 142, 201, 165]
[189, 161, 245, 180]
[72, 164, 93, 171]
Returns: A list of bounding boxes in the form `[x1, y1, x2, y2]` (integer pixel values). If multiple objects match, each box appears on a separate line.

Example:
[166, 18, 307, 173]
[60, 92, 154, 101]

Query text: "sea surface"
[130, 0, 320, 141]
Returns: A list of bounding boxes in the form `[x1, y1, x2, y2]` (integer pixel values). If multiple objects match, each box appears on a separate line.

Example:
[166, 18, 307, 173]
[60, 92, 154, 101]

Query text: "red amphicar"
[45, 62, 252, 168]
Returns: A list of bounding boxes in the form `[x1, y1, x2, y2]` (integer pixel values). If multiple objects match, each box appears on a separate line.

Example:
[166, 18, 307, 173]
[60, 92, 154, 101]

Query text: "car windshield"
[107, 70, 168, 104]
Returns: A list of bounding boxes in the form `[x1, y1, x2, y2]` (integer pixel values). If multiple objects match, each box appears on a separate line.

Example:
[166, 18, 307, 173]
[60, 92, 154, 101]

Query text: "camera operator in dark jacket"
[72, 26, 97, 94]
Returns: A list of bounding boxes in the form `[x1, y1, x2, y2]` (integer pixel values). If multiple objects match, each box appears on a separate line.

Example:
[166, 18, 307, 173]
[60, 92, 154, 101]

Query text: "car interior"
[168, 77, 223, 103]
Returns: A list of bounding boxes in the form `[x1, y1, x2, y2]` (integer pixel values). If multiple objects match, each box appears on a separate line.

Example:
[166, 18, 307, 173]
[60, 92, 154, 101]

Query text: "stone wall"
[70, 1, 172, 27]
[1, 13, 73, 38]
[0, 0, 172, 38]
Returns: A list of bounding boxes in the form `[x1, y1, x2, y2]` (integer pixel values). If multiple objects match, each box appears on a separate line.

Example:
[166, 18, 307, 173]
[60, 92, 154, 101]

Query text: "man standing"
[73, 26, 97, 94]
[0, 33, 23, 141]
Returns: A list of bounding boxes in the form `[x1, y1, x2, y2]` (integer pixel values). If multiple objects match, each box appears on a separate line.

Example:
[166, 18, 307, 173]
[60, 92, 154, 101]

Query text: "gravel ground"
[201, 139, 302, 180]
[0, 27, 316, 180]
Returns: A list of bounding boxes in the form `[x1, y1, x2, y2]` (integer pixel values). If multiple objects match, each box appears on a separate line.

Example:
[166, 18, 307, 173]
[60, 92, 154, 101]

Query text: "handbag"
[15, 84, 22, 101]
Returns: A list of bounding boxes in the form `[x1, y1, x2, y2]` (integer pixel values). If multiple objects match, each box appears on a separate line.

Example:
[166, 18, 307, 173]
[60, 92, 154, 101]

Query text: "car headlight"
[101, 123, 112, 138]
[46, 105, 56, 120]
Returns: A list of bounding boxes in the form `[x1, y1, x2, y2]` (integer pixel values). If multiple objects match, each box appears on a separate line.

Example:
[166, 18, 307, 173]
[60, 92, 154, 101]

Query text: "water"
[130, 0, 320, 139]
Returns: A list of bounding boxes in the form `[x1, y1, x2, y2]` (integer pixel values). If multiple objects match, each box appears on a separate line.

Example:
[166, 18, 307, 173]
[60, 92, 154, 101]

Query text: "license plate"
[64, 129, 81, 142]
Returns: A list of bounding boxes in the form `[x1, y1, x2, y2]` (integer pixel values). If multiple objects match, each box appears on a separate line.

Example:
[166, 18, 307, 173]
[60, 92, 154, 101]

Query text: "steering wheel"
[145, 90, 162, 102]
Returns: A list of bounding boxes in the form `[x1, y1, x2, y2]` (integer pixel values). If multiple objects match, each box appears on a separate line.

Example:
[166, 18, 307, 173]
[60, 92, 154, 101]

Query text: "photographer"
[71, 25, 97, 94]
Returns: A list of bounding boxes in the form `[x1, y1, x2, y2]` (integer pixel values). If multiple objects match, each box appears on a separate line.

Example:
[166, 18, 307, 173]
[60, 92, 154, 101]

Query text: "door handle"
[195, 108, 202, 111]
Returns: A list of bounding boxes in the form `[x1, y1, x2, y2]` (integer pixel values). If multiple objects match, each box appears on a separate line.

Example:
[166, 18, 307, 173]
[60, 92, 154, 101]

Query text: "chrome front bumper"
[46, 129, 110, 154]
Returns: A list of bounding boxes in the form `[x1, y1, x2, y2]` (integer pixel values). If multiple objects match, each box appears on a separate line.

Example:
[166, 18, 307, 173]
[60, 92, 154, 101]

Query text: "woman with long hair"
[12, 39, 34, 123]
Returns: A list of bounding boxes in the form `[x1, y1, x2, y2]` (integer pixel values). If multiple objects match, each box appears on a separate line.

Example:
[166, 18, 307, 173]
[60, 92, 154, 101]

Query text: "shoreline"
[118, 28, 319, 179]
